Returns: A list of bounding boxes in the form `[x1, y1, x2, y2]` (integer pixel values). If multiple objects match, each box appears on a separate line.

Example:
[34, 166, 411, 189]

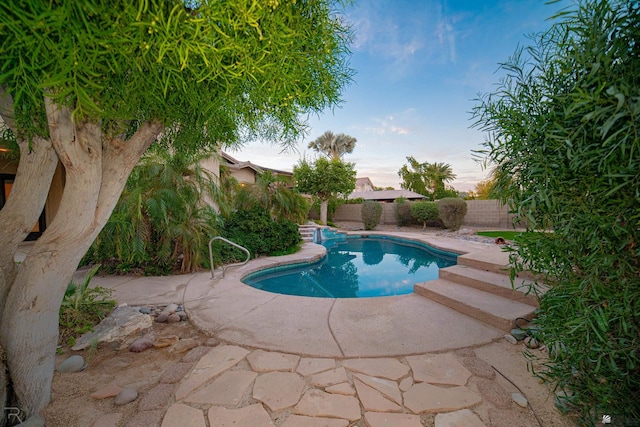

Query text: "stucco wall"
[325, 200, 521, 228]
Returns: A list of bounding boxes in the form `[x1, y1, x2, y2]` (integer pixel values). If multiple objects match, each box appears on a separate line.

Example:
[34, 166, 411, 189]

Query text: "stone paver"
[310, 367, 349, 387]
[325, 382, 355, 396]
[406, 353, 472, 386]
[353, 379, 402, 412]
[363, 412, 422, 427]
[294, 389, 361, 421]
[184, 370, 257, 405]
[297, 357, 336, 376]
[434, 409, 487, 427]
[253, 372, 305, 411]
[403, 383, 482, 414]
[247, 349, 300, 372]
[161, 404, 205, 427]
[92, 413, 122, 427]
[175, 345, 249, 400]
[207, 404, 273, 427]
[353, 373, 402, 404]
[281, 415, 349, 427]
[342, 358, 410, 380]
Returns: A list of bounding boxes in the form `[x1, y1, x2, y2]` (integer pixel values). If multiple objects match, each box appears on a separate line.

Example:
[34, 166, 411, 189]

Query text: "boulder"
[72, 305, 152, 351]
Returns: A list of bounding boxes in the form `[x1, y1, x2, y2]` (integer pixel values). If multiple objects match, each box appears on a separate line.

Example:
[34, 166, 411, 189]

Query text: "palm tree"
[308, 130, 357, 160]
[425, 162, 456, 194]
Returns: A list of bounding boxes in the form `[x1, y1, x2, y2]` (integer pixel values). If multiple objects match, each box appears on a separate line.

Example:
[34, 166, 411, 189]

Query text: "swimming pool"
[242, 236, 457, 298]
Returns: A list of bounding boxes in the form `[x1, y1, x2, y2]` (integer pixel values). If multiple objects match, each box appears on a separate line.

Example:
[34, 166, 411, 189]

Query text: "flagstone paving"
[150, 345, 543, 427]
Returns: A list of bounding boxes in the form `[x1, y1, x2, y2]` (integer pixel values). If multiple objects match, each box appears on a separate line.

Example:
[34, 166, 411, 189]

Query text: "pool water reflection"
[243, 237, 457, 298]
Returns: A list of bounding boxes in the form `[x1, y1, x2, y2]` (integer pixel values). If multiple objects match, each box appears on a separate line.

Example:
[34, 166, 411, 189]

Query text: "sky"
[230, 0, 567, 192]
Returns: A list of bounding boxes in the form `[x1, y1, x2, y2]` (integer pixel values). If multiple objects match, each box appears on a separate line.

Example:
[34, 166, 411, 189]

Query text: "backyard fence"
[310, 200, 523, 229]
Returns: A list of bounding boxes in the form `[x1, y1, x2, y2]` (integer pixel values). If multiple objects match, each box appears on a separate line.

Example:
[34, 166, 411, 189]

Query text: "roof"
[221, 151, 292, 177]
[355, 177, 374, 187]
[348, 189, 427, 201]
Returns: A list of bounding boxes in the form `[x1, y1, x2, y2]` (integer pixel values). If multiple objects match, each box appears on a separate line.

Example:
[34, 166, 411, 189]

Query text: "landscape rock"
[163, 303, 178, 314]
[153, 335, 179, 348]
[139, 307, 152, 315]
[56, 355, 86, 373]
[155, 313, 169, 323]
[114, 388, 138, 405]
[171, 338, 200, 354]
[129, 338, 154, 353]
[72, 305, 152, 351]
[510, 328, 528, 341]
[504, 334, 518, 345]
[90, 384, 123, 399]
[166, 313, 181, 323]
[524, 336, 540, 349]
[512, 392, 528, 408]
[177, 311, 188, 321]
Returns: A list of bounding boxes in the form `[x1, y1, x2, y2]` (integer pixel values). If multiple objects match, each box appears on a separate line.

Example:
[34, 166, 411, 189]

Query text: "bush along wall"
[361, 200, 382, 230]
[437, 198, 467, 231]
[410, 201, 439, 229]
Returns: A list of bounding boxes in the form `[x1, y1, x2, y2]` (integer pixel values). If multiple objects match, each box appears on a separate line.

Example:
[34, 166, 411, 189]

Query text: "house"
[219, 151, 293, 187]
[355, 177, 374, 192]
[347, 189, 427, 203]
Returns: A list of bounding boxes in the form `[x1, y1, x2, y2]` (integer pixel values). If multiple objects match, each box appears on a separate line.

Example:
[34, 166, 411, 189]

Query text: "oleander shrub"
[361, 200, 382, 230]
[437, 198, 467, 231]
[471, 1, 640, 424]
[410, 201, 439, 229]
[394, 197, 413, 226]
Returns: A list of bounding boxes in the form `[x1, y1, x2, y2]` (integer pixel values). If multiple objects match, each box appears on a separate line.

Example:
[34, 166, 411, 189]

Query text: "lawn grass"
[476, 230, 524, 241]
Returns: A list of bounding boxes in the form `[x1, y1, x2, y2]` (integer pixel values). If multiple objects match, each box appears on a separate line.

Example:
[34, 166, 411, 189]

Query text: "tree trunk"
[320, 198, 329, 225]
[0, 99, 162, 422]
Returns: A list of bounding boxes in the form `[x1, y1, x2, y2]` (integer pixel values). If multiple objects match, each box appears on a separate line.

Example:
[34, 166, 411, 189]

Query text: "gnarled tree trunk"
[0, 99, 161, 423]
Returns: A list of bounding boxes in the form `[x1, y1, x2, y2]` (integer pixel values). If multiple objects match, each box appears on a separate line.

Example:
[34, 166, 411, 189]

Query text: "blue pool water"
[242, 236, 457, 298]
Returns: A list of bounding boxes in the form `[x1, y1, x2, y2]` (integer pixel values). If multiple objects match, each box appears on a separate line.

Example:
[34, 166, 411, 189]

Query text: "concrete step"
[457, 250, 537, 280]
[439, 265, 541, 307]
[298, 225, 319, 243]
[414, 279, 537, 332]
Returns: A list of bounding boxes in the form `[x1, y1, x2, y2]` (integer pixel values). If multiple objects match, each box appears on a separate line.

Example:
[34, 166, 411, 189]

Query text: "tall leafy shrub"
[437, 198, 467, 231]
[472, 1, 640, 424]
[410, 201, 439, 229]
[361, 200, 382, 230]
[394, 197, 413, 226]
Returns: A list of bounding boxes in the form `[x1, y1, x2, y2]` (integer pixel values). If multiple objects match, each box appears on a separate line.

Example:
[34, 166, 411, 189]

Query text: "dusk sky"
[231, 0, 567, 192]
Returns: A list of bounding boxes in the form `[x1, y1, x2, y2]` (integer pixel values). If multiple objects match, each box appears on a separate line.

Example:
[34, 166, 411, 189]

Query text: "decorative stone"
[353, 379, 402, 412]
[129, 338, 154, 353]
[310, 367, 348, 387]
[155, 312, 169, 323]
[253, 372, 305, 411]
[163, 303, 179, 314]
[403, 383, 481, 413]
[524, 336, 540, 349]
[114, 388, 138, 405]
[162, 403, 205, 427]
[512, 392, 528, 408]
[281, 415, 349, 427]
[153, 335, 179, 348]
[177, 311, 188, 321]
[57, 355, 86, 373]
[399, 376, 413, 392]
[325, 382, 355, 396]
[296, 358, 336, 376]
[342, 358, 409, 380]
[294, 389, 361, 421]
[364, 412, 422, 427]
[208, 404, 273, 427]
[504, 334, 518, 345]
[353, 373, 402, 404]
[434, 408, 486, 427]
[72, 305, 152, 350]
[510, 328, 528, 341]
[247, 349, 300, 372]
[184, 370, 257, 405]
[406, 353, 472, 386]
[139, 307, 152, 315]
[167, 313, 181, 323]
[90, 384, 123, 399]
[171, 338, 200, 354]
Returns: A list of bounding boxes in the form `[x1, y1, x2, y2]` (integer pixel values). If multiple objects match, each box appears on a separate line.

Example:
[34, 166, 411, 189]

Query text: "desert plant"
[59, 265, 116, 347]
[410, 201, 439, 229]
[361, 200, 382, 230]
[472, 1, 640, 423]
[437, 198, 467, 231]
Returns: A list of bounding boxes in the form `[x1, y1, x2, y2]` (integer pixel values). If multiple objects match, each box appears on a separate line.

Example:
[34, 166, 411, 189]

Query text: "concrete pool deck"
[87, 232, 508, 358]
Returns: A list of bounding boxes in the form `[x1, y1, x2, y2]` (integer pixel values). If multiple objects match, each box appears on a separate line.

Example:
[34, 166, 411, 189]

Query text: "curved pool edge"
[182, 233, 505, 358]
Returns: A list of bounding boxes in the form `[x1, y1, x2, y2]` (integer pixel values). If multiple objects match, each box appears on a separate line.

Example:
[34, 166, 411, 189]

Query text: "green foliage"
[294, 157, 357, 200]
[361, 201, 382, 230]
[308, 131, 357, 160]
[472, 1, 640, 424]
[398, 157, 456, 200]
[85, 149, 222, 274]
[394, 198, 413, 226]
[346, 197, 365, 204]
[59, 265, 116, 348]
[410, 201, 440, 229]
[217, 206, 301, 263]
[437, 198, 467, 231]
[0, 0, 354, 148]
[232, 170, 309, 224]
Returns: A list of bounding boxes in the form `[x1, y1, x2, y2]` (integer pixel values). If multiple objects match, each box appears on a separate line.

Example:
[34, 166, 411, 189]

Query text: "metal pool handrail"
[208, 236, 251, 279]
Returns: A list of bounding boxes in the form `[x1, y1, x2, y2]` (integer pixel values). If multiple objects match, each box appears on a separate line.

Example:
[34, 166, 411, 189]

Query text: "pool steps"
[414, 250, 543, 332]
[298, 224, 320, 243]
